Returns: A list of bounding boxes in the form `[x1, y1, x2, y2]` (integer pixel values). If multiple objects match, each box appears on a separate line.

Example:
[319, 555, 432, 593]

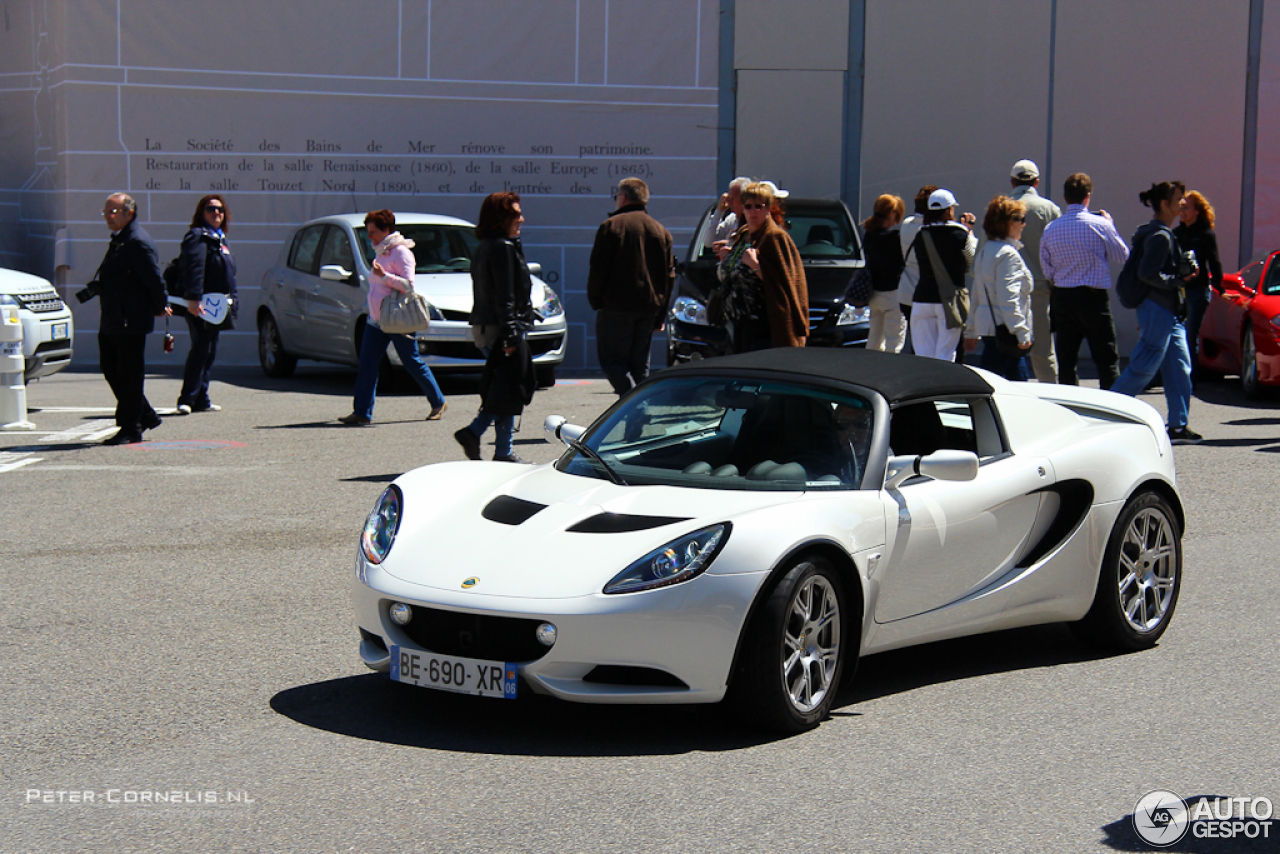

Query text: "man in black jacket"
[587, 178, 675, 395]
[91, 193, 169, 444]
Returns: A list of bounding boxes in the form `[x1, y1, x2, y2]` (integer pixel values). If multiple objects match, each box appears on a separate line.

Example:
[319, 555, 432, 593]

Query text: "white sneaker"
[176, 404, 192, 415]
[193, 403, 222, 413]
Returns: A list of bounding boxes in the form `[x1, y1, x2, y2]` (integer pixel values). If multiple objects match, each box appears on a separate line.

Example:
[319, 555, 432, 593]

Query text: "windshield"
[355, 224, 479, 273]
[689, 204, 861, 263]
[557, 376, 874, 491]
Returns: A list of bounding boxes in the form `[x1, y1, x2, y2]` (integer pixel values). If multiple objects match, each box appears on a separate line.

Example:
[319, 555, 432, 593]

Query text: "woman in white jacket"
[965, 196, 1033, 380]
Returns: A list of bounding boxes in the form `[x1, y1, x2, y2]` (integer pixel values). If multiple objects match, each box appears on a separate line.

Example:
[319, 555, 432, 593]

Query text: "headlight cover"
[536, 282, 563, 319]
[670, 296, 710, 326]
[361, 485, 403, 564]
[837, 303, 870, 325]
[604, 523, 730, 594]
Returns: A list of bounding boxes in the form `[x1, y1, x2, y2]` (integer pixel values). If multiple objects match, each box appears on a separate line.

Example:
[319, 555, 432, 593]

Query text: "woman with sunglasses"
[720, 181, 808, 350]
[965, 196, 1033, 380]
[175, 194, 237, 414]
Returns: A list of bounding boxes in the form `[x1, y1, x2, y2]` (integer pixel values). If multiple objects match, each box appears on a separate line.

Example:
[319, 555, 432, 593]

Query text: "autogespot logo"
[1134, 789, 1275, 846]
[1133, 790, 1190, 847]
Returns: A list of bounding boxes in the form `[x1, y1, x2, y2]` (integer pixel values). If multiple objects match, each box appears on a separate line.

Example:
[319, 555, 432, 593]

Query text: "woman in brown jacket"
[735, 181, 809, 348]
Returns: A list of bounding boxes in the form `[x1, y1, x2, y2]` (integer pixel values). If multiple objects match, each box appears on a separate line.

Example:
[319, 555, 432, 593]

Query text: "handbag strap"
[921, 229, 957, 298]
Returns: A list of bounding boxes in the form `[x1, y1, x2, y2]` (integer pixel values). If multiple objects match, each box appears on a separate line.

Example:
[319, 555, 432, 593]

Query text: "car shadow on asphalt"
[834, 623, 1121, 709]
[269, 673, 789, 756]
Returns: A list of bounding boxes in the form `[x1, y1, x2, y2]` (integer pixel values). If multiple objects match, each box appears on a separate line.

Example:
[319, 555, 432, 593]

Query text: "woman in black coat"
[454, 192, 536, 463]
[176, 194, 237, 414]
[1173, 190, 1222, 372]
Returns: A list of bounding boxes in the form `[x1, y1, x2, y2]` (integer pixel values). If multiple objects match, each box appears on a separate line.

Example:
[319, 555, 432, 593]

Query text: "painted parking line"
[0, 452, 43, 473]
[38, 419, 118, 444]
[128, 440, 246, 451]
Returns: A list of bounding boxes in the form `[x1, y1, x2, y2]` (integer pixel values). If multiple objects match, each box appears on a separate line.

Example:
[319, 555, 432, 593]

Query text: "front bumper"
[353, 559, 765, 704]
[20, 307, 74, 381]
[409, 316, 567, 370]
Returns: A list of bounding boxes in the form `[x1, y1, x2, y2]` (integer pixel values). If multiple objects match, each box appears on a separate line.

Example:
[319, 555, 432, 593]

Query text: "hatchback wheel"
[735, 556, 849, 732]
[258, 313, 297, 378]
[1072, 491, 1181, 651]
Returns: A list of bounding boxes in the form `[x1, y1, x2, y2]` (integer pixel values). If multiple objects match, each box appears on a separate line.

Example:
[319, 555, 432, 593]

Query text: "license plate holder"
[390, 644, 517, 699]
[52, 323, 68, 340]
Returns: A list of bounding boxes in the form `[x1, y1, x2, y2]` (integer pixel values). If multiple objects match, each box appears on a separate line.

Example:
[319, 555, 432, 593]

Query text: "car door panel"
[277, 224, 327, 354]
[308, 225, 365, 360]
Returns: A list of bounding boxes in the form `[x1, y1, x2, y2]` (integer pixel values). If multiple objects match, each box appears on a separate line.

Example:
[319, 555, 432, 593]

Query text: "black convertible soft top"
[665, 347, 993, 404]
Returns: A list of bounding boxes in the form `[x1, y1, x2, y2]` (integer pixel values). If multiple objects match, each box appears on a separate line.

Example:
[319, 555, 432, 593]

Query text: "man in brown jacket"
[587, 177, 676, 395]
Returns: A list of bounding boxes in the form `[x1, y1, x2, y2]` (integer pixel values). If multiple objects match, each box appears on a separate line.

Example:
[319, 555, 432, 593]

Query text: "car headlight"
[536, 283, 563, 319]
[670, 296, 710, 326]
[361, 485, 403, 564]
[0, 294, 16, 307]
[837, 303, 870, 325]
[603, 523, 730, 594]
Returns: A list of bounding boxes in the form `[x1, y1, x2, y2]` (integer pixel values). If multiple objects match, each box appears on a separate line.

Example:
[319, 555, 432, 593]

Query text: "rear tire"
[1071, 491, 1181, 651]
[258, 313, 297, 378]
[733, 556, 850, 733]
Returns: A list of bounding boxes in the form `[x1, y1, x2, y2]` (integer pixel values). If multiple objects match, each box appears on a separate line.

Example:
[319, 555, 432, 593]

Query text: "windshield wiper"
[567, 437, 628, 486]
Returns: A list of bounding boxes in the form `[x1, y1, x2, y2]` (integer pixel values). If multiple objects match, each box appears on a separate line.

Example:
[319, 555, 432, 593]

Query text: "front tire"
[734, 556, 849, 733]
[258, 313, 297, 378]
[1241, 326, 1263, 399]
[535, 364, 557, 388]
[1071, 491, 1181, 651]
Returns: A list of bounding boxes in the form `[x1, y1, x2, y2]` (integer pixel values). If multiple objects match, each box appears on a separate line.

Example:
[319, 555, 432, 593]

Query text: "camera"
[75, 280, 101, 304]
[1177, 250, 1199, 279]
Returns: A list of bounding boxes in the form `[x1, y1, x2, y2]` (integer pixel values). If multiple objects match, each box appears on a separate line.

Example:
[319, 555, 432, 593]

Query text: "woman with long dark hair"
[454, 192, 536, 463]
[1111, 181, 1202, 444]
[175, 194, 237, 414]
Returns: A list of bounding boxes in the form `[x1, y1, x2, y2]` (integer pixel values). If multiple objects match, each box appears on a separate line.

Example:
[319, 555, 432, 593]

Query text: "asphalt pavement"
[1, 363, 1277, 853]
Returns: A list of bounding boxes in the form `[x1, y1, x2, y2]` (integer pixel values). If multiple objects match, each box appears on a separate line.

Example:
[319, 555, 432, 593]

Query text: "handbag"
[378, 284, 432, 334]
[843, 265, 873, 307]
[921, 230, 969, 329]
[983, 292, 1023, 359]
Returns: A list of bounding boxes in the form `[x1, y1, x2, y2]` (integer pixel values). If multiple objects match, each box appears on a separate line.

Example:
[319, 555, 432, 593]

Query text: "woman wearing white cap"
[904, 189, 977, 361]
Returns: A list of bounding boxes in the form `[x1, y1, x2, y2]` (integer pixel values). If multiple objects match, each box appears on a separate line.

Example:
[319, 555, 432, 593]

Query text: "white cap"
[761, 180, 789, 200]
[927, 189, 957, 210]
[1011, 159, 1040, 180]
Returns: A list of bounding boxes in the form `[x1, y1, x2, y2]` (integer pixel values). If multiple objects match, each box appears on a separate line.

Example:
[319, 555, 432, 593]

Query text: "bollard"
[0, 296, 35, 430]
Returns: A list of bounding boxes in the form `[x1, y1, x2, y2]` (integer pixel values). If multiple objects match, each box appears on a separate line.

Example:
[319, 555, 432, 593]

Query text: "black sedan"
[665, 198, 868, 364]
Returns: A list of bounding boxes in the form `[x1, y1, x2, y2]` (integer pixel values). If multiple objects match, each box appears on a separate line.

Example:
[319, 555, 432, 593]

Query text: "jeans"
[178, 315, 220, 409]
[352, 322, 444, 419]
[1183, 285, 1211, 370]
[1110, 300, 1193, 430]
[465, 338, 515, 457]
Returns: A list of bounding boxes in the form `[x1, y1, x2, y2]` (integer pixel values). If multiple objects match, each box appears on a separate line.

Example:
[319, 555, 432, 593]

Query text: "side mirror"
[885, 450, 979, 489]
[544, 415, 586, 446]
[319, 265, 353, 282]
[527, 262, 542, 276]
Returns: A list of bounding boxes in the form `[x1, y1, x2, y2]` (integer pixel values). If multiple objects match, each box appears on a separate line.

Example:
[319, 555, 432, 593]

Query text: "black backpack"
[1115, 230, 1151, 309]
[163, 257, 183, 298]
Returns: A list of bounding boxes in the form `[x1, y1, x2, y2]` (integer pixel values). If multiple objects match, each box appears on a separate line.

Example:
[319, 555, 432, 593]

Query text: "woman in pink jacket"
[339, 209, 447, 425]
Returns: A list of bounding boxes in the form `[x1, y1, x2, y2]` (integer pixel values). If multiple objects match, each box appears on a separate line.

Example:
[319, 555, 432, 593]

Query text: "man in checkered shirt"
[1039, 173, 1130, 389]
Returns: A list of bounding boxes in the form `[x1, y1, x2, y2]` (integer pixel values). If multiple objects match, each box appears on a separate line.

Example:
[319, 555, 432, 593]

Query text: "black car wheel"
[735, 555, 849, 732]
[1071, 491, 1181, 651]
[535, 364, 557, 388]
[258, 313, 297, 378]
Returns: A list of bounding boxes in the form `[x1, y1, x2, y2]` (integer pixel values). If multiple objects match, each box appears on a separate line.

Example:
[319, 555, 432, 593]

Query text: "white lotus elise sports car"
[352, 348, 1184, 732]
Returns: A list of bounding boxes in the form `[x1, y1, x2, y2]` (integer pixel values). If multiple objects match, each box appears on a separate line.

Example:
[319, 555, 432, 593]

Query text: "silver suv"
[0, 267, 74, 382]
[257, 213, 567, 386]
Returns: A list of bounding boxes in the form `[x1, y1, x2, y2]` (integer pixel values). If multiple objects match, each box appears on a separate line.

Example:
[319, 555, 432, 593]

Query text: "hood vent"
[567, 513, 690, 534]
[481, 495, 547, 525]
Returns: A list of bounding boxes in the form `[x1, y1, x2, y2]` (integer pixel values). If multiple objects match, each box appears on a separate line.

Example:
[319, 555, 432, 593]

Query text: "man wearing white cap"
[904, 188, 977, 361]
[1008, 159, 1061, 382]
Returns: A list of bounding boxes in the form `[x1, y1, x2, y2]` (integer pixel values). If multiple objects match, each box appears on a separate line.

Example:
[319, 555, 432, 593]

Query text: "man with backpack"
[1039, 173, 1129, 389]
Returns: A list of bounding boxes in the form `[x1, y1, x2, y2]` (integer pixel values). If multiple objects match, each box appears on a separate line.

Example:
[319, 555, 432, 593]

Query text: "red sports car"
[1198, 249, 1280, 398]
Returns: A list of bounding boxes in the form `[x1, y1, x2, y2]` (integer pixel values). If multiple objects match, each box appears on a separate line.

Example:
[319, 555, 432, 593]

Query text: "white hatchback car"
[257, 213, 567, 386]
[0, 268, 74, 382]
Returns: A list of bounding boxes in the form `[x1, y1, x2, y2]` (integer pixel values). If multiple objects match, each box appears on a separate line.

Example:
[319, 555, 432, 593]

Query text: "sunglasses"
[205, 205, 225, 213]
[743, 203, 769, 211]
[1011, 215, 1026, 222]
[102, 207, 125, 216]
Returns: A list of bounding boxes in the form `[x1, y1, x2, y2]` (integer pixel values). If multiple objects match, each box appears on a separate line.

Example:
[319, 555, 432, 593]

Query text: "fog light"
[535, 622, 557, 646]
[389, 602, 413, 625]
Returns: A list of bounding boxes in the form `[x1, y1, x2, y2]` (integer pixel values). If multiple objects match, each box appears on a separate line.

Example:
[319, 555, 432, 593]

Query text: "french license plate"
[390, 644, 517, 699]
[52, 323, 68, 340]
